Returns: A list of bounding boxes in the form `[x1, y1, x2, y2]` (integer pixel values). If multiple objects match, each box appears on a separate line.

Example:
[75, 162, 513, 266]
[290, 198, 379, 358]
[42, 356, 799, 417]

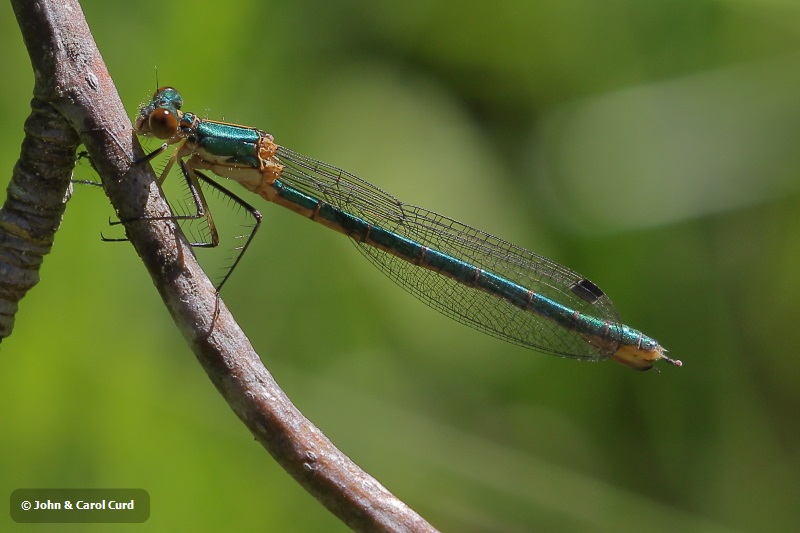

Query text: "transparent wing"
[275, 146, 621, 360]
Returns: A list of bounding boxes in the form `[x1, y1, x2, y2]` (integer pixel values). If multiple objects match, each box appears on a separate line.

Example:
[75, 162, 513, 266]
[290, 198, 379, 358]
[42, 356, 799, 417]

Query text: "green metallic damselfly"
[133, 86, 681, 371]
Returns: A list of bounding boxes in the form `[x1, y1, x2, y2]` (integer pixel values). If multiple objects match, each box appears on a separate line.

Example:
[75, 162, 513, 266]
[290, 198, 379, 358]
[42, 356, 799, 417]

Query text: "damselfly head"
[136, 87, 184, 140]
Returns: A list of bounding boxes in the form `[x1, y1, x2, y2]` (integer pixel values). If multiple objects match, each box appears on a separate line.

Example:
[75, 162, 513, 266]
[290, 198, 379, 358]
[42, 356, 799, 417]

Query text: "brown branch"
[6, 1, 438, 530]
[0, 98, 78, 338]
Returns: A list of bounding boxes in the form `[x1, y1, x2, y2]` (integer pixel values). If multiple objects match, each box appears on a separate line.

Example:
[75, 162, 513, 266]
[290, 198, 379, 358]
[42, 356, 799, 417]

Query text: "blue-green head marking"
[135, 86, 185, 141]
[151, 86, 183, 111]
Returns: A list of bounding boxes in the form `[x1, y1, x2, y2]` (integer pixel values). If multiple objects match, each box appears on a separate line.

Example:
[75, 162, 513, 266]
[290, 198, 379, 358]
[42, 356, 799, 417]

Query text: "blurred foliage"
[2, 0, 800, 531]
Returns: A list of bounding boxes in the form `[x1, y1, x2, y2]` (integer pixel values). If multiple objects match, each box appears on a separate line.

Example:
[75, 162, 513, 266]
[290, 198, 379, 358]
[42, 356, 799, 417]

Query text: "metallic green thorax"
[182, 114, 263, 169]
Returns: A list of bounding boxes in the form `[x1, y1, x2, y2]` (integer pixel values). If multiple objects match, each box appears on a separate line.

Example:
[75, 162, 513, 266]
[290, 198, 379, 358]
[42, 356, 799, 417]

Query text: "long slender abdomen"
[266, 179, 615, 341]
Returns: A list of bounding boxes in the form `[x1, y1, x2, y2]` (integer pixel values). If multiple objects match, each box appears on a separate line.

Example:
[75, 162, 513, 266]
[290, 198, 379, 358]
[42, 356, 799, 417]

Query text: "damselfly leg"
[81, 143, 262, 291]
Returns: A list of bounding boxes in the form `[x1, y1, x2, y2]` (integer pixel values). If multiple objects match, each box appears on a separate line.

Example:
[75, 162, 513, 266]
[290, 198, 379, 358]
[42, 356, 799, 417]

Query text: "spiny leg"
[109, 156, 263, 291]
[133, 142, 170, 167]
[83, 141, 261, 291]
[73, 142, 193, 240]
[192, 169, 262, 291]
[102, 158, 218, 246]
[72, 142, 221, 253]
[71, 150, 102, 186]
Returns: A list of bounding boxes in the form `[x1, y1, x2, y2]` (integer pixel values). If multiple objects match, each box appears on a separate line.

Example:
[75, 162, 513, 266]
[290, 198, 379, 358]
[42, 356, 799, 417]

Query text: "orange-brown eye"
[148, 108, 178, 139]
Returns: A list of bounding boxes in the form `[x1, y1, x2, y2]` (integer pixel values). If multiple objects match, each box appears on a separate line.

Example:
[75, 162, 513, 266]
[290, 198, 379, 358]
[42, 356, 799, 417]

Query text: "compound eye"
[148, 108, 178, 139]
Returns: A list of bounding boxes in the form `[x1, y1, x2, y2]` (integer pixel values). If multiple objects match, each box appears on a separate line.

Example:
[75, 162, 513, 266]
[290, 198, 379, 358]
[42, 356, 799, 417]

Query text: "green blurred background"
[2, 1, 799, 531]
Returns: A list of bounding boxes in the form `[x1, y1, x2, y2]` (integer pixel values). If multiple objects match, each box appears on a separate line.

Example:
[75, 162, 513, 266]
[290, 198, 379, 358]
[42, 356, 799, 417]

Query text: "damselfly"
[134, 87, 681, 371]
